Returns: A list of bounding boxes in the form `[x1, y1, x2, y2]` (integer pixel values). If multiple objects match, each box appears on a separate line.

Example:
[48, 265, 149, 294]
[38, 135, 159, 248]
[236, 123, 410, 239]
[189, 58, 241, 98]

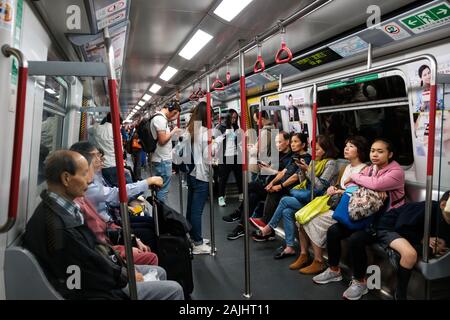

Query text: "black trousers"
[262, 190, 288, 224]
[238, 181, 267, 224]
[327, 223, 376, 280]
[217, 156, 243, 197]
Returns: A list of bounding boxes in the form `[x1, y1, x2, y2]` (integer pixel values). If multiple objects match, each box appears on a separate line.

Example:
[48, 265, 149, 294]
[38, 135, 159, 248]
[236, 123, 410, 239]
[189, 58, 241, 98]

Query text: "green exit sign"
[401, 2, 450, 34]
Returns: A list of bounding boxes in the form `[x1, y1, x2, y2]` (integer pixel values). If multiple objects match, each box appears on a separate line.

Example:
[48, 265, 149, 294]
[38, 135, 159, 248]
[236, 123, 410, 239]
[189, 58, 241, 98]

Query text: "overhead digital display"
[290, 47, 343, 72]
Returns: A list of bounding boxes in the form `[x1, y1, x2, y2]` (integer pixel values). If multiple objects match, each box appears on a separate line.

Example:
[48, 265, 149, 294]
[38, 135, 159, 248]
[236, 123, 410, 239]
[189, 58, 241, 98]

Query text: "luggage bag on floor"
[150, 192, 194, 298]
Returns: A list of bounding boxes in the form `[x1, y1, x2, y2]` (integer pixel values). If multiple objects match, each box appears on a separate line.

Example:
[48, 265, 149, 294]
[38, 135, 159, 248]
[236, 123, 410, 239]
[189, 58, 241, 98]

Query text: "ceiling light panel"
[160, 66, 178, 81]
[213, 0, 254, 22]
[178, 29, 213, 60]
[149, 84, 162, 94]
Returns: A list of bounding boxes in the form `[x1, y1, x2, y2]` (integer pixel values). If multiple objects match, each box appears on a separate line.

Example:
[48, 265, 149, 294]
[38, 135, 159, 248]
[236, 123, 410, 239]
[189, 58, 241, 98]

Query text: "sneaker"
[192, 243, 212, 255]
[189, 238, 210, 245]
[313, 267, 343, 284]
[218, 196, 226, 207]
[223, 210, 241, 223]
[227, 225, 245, 240]
[239, 193, 244, 201]
[342, 279, 369, 300]
[249, 217, 266, 229]
[252, 229, 276, 242]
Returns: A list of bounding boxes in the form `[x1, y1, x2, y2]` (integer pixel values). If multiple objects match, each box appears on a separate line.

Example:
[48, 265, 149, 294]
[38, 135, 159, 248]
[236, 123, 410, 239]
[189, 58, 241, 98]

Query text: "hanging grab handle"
[253, 41, 265, 73]
[275, 42, 293, 64]
[211, 71, 225, 91]
[211, 78, 225, 91]
[275, 23, 292, 64]
[225, 60, 231, 86]
[0, 45, 28, 233]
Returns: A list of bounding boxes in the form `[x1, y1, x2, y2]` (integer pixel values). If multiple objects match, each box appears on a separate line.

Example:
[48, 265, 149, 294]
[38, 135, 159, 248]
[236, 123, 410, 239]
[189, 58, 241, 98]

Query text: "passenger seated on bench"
[23, 150, 184, 300]
[226, 131, 292, 240]
[70, 141, 159, 223]
[313, 139, 405, 301]
[294, 136, 368, 274]
[376, 191, 450, 300]
[71, 148, 161, 266]
[253, 135, 339, 260]
[249, 133, 311, 231]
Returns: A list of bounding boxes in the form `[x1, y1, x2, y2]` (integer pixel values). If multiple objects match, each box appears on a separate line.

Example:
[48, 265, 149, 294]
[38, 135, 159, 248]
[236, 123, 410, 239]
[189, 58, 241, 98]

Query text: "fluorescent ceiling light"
[135, 106, 142, 110]
[213, 0, 254, 22]
[45, 88, 56, 95]
[149, 84, 162, 94]
[142, 93, 152, 101]
[178, 29, 213, 60]
[160, 66, 178, 81]
[138, 100, 145, 106]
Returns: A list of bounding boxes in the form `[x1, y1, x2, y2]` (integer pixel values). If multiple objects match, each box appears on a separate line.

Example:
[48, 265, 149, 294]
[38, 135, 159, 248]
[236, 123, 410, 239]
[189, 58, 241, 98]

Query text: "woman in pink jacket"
[312, 139, 405, 300]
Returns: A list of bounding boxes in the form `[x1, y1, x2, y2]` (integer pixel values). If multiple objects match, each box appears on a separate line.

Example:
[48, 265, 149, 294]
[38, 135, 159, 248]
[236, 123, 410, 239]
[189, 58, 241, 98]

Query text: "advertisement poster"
[407, 51, 450, 187]
[280, 88, 311, 137]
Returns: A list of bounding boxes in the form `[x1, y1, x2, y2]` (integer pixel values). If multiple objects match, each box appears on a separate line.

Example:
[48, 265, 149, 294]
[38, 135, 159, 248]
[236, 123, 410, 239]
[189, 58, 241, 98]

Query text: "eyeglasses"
[89, 151, 103, 159]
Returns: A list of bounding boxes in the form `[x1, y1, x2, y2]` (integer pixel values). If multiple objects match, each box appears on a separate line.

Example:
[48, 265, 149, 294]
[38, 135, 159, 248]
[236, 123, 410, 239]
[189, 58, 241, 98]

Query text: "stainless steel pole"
[103, 27, 138, 300]
[239, 43, 251, 299]
[206, 67, 216, 256]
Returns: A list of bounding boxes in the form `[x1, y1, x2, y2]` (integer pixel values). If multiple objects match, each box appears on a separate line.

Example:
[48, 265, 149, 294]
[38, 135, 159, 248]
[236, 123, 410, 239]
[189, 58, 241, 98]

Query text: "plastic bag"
[295, 195, 330, 225]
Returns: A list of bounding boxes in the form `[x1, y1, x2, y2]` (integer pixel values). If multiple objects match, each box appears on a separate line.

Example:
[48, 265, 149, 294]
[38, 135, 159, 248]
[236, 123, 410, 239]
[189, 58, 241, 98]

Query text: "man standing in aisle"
[151, 100, 182, 202]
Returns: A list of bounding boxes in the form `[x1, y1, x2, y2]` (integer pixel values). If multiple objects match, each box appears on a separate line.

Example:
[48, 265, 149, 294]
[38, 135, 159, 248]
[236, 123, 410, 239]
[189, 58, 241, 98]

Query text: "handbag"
[348, 187, 384, 221]
[295, 195, 330, 225]
[327, 193, 342, 210]
[332, 192, 375, 230]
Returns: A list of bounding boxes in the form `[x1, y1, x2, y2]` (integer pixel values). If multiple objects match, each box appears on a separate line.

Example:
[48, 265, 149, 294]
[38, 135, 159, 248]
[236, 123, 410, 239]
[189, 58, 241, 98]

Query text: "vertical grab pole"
[103, 27, 138, 300]
[177, 113, 184, 215]
[0, 45, 28, 233]
[367, 43, 372, 70]
[206, 68, 216, 256]
[423, 57, 438, 266]
[310, 84, 317, 201]
[239, 45, 251, 299]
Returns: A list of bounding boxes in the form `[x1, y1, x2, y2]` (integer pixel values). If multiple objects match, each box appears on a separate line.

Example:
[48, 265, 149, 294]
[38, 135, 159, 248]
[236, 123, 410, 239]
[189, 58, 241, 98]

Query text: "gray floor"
[164, 172, 379, 300]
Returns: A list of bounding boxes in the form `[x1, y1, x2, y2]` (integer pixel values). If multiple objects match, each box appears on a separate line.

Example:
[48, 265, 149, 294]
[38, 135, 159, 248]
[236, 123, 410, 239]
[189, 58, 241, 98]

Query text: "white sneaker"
[218, 196, 226, 207]
[192, 243, 212, 255]
[342, 279, 369, 300]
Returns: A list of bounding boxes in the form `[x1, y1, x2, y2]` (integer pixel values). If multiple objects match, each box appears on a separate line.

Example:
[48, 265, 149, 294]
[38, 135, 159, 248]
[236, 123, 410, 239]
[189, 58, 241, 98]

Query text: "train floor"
[164, 172, 379, 300]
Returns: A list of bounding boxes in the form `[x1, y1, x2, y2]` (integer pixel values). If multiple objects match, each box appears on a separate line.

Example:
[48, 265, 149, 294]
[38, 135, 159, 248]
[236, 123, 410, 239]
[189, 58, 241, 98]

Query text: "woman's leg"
[326, 223, 353, 270]
[389, 238, 417, 300]
[218, 163, 231, 198]
[188, 179, 209, 244]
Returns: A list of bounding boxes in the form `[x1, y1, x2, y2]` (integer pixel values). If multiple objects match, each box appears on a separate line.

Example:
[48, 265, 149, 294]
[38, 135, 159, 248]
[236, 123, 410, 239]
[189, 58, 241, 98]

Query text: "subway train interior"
[1, 0, 450, 302]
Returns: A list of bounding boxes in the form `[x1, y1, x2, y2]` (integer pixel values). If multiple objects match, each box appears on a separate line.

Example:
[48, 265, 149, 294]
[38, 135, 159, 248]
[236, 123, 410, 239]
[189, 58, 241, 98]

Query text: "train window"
[317, 75, 407, 107]
[317, 105, 414, 166]
[37, 77, 68, 185]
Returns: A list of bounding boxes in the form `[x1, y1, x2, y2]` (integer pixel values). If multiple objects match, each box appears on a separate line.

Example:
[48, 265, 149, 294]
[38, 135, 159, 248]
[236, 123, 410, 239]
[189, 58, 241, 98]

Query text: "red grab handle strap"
[211, 78, 225, 91]
[275, 42, 293, 64]
[254, 55, 265, 73]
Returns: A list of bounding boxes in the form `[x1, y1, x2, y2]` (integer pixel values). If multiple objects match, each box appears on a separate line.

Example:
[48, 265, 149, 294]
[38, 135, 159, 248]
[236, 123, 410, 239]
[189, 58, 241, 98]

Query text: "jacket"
[23, 190, 129, 300]
[351, 160, 405, 210]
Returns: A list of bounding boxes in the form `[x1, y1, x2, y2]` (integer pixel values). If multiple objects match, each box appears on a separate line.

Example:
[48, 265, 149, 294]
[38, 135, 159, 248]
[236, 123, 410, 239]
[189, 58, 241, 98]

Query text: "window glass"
[37, 77, 68, 185]
[317, 105, 414, 166]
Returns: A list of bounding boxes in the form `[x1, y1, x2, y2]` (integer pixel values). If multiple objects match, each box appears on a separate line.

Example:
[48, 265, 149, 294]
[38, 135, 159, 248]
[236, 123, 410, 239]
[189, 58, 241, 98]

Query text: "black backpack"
[136, 114, 165, 153]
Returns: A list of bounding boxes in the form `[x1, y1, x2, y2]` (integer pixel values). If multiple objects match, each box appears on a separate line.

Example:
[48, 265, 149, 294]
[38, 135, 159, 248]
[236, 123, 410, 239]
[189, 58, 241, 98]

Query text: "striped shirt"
[48, 191, 84, 225]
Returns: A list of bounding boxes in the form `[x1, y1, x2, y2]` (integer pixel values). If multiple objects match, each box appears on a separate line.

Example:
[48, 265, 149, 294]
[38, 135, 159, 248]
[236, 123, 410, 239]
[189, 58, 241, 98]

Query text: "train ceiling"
[31, 0, 448, 116]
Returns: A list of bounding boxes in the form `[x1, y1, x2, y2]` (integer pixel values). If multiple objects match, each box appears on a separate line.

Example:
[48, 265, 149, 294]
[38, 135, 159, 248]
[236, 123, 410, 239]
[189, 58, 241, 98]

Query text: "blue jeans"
[186, 175, 209, 244]
[152, 161, 172, 202]
[268, 189, 321, 247]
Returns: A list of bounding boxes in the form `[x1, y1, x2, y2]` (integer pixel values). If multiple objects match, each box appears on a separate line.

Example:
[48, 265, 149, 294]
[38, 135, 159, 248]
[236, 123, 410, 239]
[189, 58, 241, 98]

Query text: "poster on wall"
[407, 50, 450, 187]
[280, 88, 311, 138]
